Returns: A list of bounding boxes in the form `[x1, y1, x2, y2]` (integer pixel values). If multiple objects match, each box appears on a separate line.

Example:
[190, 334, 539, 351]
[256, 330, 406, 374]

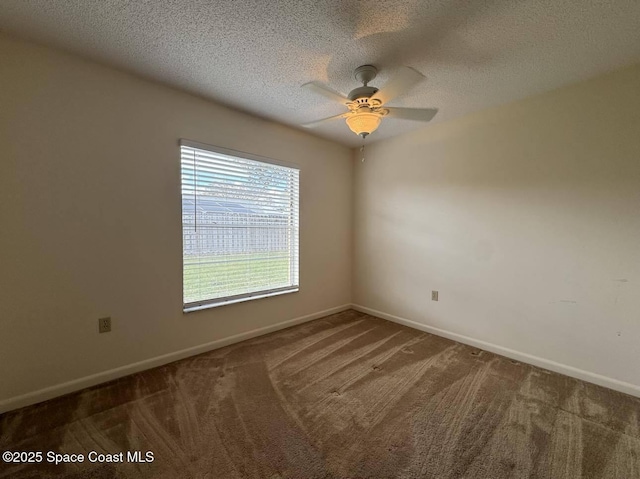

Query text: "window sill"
[183, 287, 299, 313]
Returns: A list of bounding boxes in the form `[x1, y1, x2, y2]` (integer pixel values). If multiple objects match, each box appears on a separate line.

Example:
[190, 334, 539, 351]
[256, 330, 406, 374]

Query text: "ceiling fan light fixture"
[301, 65, 435, 138]
[345, 110, 382, 138]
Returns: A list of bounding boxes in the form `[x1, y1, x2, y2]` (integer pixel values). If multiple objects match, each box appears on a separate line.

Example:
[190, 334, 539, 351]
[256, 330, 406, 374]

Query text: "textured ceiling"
[1, 0, 640, 147]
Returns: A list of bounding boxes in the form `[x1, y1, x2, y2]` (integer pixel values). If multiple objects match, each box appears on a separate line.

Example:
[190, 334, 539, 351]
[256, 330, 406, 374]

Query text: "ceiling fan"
[301, 65, 438, 138]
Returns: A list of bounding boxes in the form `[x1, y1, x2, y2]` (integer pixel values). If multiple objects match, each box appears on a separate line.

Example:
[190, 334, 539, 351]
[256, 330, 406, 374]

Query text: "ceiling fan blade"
[371, 67, 425, 105]
[301, 113, 348, 128]
[302, 81, 349, 104]
[385, 107, 438, 122]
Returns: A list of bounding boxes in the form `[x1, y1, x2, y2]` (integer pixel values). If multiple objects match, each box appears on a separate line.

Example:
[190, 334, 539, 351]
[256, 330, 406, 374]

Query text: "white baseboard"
[352, 304, 640, 398]
[4, 302, 637, 414]
[0, 304, 351, 414]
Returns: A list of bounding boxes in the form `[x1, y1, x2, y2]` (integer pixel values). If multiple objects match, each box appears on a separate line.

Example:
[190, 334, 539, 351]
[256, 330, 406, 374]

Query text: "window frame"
[179, 139, 300, 313]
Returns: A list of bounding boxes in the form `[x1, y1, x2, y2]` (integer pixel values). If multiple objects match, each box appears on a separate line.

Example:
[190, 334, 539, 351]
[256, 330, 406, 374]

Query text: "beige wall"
[353, 64, 640, 391]
[0, 35, 352, 407]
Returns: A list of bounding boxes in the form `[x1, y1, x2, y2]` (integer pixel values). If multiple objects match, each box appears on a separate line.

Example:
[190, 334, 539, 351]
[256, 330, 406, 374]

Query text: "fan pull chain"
[360, 142, 365, 163]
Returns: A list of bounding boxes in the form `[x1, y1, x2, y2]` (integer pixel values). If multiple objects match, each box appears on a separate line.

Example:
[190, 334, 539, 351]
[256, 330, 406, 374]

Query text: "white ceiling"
[1, 0, 640, 147]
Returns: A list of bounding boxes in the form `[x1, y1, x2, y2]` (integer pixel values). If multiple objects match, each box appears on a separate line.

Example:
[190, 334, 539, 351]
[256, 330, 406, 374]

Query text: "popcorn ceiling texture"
[1, 0, 640, 147]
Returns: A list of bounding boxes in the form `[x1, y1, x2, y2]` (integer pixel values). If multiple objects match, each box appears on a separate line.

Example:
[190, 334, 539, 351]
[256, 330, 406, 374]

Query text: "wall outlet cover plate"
[98, 317, 111, 333]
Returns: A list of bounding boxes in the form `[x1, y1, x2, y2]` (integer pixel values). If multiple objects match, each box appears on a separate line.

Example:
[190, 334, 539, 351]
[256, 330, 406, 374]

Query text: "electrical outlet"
[98, 317, 111, 333]
[432, 291, 439, 301]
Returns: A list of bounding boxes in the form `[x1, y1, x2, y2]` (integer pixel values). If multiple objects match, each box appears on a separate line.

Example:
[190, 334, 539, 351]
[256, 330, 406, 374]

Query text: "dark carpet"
[1, 310, 639, 478]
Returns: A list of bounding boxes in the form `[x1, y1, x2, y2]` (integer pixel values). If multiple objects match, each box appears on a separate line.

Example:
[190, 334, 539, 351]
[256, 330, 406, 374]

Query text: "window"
[180, 140, 300, 311]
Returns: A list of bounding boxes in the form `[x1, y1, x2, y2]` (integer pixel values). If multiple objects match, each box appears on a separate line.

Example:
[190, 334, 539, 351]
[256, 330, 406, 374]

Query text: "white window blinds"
[180, 141, 300, 310]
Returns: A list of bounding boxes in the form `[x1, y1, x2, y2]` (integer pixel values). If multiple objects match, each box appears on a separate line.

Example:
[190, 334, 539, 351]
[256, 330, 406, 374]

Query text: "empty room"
[1, 1, 639, 478]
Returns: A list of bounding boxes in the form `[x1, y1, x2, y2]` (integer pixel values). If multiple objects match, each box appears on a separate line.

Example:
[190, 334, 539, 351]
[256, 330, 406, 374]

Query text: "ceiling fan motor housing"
[348, 86, 378, 101]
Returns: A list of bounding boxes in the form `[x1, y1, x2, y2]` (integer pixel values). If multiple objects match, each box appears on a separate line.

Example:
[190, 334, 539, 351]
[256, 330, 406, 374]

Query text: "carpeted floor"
[1, 310, 639, 478]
